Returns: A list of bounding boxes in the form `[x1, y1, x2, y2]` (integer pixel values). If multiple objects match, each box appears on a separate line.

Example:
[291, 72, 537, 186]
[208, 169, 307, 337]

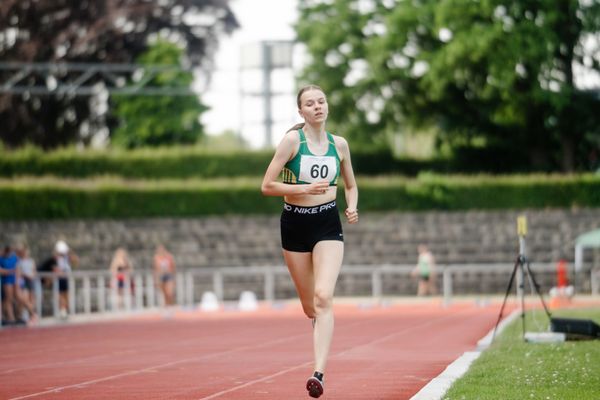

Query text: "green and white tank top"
[282, 129, 340, 186]
[417, 254, 432, 278]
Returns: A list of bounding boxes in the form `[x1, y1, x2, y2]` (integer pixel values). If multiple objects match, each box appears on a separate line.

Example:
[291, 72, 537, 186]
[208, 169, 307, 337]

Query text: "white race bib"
[299, 155, 337, 183]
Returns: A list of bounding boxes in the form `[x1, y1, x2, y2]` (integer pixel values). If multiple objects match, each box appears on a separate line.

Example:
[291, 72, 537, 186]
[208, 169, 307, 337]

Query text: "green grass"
[443, 308, 600, 400]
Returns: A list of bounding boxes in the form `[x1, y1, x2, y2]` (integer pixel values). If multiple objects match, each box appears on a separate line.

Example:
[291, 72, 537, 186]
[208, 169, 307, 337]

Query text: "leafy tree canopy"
[296, 0, 600, 171]
[0, 0, 238, 149]
[111, 40, 207, 148]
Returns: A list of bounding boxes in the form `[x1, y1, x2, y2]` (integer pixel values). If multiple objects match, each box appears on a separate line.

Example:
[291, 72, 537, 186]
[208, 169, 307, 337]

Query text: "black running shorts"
[280, 200, 344, 252]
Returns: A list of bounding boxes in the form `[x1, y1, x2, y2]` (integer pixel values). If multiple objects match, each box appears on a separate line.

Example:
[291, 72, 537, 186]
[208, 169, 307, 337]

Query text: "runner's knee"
[313, 290, 333, 312]
[301, 301, 316, 318]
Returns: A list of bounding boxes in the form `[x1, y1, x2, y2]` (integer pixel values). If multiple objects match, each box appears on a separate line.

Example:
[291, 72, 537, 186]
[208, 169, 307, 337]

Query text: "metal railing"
[0, 62, 198, 96]
[1, 263, 598, 326]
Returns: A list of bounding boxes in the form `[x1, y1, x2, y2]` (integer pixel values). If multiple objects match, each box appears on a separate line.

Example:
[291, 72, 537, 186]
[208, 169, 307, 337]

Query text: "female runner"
[261, 84, 359, 398]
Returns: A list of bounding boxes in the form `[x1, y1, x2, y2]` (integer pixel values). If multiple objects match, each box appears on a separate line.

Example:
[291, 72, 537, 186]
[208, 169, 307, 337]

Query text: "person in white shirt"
[16, 244, 38, 324]
[53, 240, 78, 318]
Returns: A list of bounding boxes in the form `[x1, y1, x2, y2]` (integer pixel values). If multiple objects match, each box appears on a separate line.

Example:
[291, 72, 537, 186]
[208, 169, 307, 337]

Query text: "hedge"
[0, 146, 453, 178]
[1, 174, 598, 219]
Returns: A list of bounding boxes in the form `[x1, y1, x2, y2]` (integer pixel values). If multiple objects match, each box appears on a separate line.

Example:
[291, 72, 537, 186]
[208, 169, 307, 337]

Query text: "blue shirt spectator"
[1, 247, 19, 286]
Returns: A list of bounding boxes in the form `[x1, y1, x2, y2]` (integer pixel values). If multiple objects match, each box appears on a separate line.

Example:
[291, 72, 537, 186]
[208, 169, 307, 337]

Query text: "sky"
[200, 1, 600, 149]
[201, 0, 300, 149]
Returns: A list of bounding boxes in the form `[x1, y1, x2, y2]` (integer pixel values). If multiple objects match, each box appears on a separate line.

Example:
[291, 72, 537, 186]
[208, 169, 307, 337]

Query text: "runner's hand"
[345, 208, 358, 224]
[305, 181, 330, 195]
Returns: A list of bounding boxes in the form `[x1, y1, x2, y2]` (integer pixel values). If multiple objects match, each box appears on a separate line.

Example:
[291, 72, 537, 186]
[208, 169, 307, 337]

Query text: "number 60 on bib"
[299, 155, 338, 184]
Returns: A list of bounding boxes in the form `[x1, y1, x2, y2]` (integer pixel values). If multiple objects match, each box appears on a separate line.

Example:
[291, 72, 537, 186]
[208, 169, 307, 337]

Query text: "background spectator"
[52, 240, 77, 319]
[153, 244, 176, 307]
[109, 247, 134, 309]
[1, 245, 19, 325]
[16, 244, 38, 324]
[411, 244, 438, 296]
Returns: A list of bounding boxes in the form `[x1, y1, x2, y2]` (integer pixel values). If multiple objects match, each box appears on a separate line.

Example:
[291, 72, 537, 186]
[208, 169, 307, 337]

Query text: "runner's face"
[299, 89, 328, 124]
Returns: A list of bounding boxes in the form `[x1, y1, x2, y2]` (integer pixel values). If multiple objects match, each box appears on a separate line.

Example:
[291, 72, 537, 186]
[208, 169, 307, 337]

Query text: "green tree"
[296, 0, 600, 171]
[0, 0, 237, 149]
[296, 1, 381, 146]
[111, 41, 206, 148]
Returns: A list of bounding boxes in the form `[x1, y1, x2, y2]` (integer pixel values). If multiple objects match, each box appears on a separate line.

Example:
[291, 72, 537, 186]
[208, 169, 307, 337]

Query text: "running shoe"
[306, 374, 324, 398]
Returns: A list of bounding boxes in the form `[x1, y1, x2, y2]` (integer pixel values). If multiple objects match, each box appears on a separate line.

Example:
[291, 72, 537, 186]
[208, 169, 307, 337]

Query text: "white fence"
[1, 264, 599, 325]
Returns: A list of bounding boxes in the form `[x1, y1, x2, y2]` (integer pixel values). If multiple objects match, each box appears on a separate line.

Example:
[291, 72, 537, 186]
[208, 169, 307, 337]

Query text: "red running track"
[0, 300, 504, 400]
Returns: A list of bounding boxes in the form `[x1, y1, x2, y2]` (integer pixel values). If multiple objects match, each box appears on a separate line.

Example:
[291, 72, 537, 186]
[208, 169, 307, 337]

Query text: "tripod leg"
[520, 258, 526, 340]
[492, 256, 520, 342]
[525, 261, 552, 320]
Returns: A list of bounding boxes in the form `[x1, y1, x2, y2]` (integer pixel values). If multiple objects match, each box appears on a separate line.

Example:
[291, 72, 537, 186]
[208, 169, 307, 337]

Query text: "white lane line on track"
[196, 361, 314, 400]
[1, 319, 290, 375]
[8, 331, 310, 400]
[10, 306, 483, 400]
[196, 306, 478, 399]
[409, 309, 520, 400]
[8, 316, 368, 400]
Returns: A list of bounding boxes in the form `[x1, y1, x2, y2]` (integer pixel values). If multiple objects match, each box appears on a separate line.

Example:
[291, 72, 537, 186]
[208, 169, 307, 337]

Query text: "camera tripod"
[491, 232, 552, 342]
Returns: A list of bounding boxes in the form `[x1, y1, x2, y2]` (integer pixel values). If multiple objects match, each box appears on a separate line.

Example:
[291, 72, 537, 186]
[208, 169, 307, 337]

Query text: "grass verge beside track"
[442, 308, 600, 400]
